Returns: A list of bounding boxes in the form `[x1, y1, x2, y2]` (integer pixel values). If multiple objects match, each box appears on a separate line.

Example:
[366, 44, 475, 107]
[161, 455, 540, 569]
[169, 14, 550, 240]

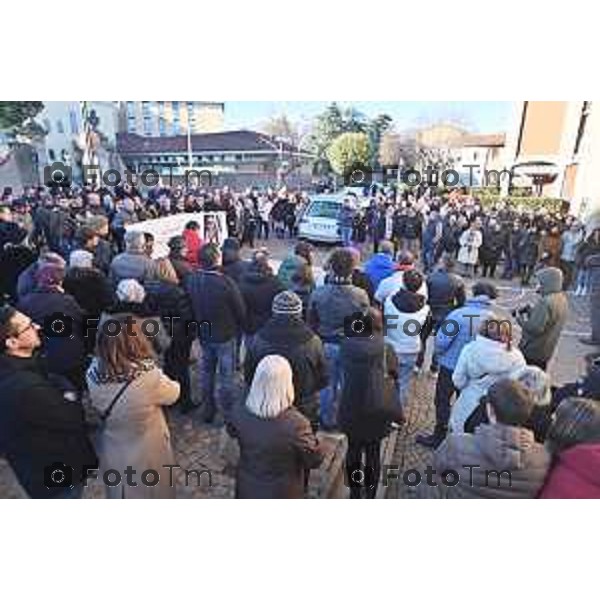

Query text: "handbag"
[83, 378, 133, 432]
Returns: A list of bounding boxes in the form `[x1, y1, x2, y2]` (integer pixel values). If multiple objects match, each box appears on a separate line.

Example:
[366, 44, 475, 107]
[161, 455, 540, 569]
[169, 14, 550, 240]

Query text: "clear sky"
[224, 101, 512, 133]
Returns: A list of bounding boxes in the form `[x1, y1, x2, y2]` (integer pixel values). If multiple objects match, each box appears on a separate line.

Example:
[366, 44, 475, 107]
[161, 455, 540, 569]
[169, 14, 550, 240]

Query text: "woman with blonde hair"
[227, 355, 324, 498]
[450, 314, 526, 432]
[87, 315, 180, 498]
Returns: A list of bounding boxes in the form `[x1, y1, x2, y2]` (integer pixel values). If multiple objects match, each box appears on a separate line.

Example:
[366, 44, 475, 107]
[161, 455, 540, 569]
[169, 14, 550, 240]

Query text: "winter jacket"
[307, 282, 370, 343]
[560, 229, 584, 262]
[184, 268, 247, 343]
[339, 334, 394, 442]
[0, 354, 97, 499]
[244, 314, 328, 425]
[143, 279, 195, 344]
[109, 250, 156, 285]
[0, 244, 36, 303]
[426, 268, 466, 318]
[518, 231, 541, 267]
[339, 205, 356, 228]
[517, 267, 568, 366]
[450, 336, 526, 432]
[222, 258, 249, 285]
[384, 289, 430, 355]
[374, 268, 428, 305]
[63, 267, 115, 319]
[480, 228, 505, 263]
[457, 229, 482, 266]
[86, 360, 179, 499]
[237, 266, 285, 335]
[364, 253, 396, 290]
[433, 423, 550, 499]
[538, 443, 600, 499]
[17, 289, 87, 380]
[182, 229, 203, 268]
[227, 403, 324, 499]
[93, 239, 113, 275]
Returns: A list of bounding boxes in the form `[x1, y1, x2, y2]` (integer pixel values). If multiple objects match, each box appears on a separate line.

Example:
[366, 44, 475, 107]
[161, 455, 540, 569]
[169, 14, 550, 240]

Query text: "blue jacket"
[435, 296, 495, 371]
[364, 253, 396, 290]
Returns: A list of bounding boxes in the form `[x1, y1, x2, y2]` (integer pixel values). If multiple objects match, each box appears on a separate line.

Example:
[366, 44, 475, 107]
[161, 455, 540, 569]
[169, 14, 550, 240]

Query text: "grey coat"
[86, 363, 180, 499]
[433, 423, 550, 499]
[517, 267, 568, 365]
[109, 250, 156, 285]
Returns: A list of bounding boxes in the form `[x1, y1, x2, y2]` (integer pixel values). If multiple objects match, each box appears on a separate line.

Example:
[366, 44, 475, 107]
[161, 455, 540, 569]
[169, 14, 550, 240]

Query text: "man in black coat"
[416, 256, 466, 372]
[244, 291, 328, 430]
[0, 306, 97, 499]
[185, 243, 247, 423]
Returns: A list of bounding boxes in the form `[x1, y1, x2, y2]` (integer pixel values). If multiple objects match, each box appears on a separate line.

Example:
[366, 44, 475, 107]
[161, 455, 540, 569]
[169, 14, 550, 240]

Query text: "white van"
[297, 194, 343, 243]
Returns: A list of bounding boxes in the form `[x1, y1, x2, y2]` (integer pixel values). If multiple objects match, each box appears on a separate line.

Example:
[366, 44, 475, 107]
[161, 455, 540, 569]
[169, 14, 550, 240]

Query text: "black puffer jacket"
[63, 267, 115, 318]
[238, 266, 285, 334]
[0, 354, 97, 499]
[244, 315, 328, 424]
[143, 280, 195, 343]
[339, 333, 394, 442]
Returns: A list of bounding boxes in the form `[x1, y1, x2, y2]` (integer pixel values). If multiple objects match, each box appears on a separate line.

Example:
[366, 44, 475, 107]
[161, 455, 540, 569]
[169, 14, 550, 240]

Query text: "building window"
[43, 118, 52, 134]
[69, 110, 79, 135]
[48, 149, 56, 161]
[172, 101, 180, 135]
[142, 101, 153, 136]
[574, 101, 591, 156]
[56, 119, 64, 134]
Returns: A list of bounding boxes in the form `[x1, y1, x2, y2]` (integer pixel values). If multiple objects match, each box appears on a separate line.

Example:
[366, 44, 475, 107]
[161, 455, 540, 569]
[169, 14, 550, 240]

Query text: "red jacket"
[538, 443, 600, 499]
[183, 229, 203, 268]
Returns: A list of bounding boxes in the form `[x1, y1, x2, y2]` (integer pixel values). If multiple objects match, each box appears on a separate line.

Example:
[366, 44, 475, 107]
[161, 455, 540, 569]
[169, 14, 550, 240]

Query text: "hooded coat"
[338, 334, 394, 442]
[450, 336, 526, 432]
[384, 288, 430, 355]
[364, 253, 396, 290]
[433, 423, 550, 499]
[237, 265, 285, 335]
[517, 267, 568, 366]
[538, 443, 600, 499]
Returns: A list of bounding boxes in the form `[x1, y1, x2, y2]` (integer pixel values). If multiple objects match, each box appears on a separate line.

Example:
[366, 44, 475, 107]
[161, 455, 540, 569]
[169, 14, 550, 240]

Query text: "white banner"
[126, 211, 229, 258]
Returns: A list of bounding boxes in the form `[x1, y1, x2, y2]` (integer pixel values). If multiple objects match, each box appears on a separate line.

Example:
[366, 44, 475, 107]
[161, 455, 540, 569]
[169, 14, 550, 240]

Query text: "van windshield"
[308, 201, 341, 219]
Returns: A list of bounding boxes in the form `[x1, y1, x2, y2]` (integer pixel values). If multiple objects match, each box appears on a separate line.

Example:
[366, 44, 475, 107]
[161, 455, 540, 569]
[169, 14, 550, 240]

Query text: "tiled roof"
[460, 133, 506, 147]
[117, 130, 301, 155]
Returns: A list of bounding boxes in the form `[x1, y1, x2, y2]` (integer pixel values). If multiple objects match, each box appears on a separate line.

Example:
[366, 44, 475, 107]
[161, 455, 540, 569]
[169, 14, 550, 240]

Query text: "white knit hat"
[69, 249, 94, 269]
[116, 279, 146, 303]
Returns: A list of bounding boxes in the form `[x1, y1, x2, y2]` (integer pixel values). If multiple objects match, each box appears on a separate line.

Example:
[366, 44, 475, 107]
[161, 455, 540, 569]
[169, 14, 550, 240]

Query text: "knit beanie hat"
[69, 249, 94, 269]
[116, 279, 146, 304]
[547, 398, 600, 454]
[272, 291, 303, 316]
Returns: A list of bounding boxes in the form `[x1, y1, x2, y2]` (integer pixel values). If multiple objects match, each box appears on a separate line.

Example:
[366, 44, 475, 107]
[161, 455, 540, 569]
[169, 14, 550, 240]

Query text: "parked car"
[297, 195, 343, 243]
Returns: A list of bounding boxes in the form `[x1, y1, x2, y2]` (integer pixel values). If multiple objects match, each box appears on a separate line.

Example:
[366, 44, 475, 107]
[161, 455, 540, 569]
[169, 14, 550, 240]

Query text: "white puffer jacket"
[450, 335, 526, 432]
[384, 289, 430, 355]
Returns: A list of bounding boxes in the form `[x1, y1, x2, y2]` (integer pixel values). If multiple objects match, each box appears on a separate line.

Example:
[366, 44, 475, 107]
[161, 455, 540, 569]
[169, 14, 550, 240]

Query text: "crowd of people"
[0, 181, 599, 499]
